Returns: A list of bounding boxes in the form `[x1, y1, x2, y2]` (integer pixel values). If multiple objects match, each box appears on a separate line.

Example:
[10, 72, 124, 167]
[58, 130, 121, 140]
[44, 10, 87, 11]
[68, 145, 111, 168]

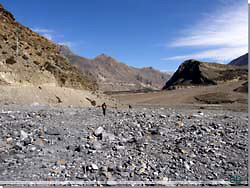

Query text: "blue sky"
[1, 0, 248, 72]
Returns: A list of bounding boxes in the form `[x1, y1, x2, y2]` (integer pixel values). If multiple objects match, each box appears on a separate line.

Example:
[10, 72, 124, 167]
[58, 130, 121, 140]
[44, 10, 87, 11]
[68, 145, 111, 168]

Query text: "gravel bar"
[0, 105, 248, 186]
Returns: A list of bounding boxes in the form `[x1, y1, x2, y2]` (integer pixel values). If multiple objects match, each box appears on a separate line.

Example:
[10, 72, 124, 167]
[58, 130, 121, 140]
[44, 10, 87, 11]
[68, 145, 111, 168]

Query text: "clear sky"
[1, 0, 248, 72]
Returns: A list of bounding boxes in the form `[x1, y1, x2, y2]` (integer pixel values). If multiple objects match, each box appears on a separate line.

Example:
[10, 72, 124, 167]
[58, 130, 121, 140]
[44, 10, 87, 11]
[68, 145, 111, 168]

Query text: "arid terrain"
[0, 101, 248, 186]
[0, 3, 248, 187]
[110, 81, 248, 112]
[0, 79, 248, 186]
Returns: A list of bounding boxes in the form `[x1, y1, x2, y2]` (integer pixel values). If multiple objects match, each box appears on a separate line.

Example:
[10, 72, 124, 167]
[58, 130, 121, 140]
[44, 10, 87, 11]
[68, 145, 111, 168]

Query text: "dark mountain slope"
[163, 59, 248, 90]
[228, 53, 248, 66]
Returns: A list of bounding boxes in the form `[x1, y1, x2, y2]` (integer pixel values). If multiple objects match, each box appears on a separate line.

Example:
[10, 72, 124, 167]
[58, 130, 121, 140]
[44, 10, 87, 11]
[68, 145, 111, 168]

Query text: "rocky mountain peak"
[94, 54, 118, 64]
[188, 59, 198, 63]
[95, 53, 115, 60]
[60, 46, 171, 91]
[178, 59, 201, 72]
[182, 59, 201, 65]
[97, 53, 108, 57]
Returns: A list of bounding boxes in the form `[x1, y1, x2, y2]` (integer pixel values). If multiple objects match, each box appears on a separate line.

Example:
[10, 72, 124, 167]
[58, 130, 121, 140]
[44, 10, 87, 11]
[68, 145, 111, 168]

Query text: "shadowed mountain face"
[228, 53, 248, 66]
[59, 45, 171, 91]
[162, 59, 248, 90]
[0, 4, 97, 90]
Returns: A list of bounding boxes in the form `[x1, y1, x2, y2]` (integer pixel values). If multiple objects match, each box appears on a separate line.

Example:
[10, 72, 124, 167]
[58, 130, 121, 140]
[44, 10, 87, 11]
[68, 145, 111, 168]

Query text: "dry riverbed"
[0, 104, 248, 186]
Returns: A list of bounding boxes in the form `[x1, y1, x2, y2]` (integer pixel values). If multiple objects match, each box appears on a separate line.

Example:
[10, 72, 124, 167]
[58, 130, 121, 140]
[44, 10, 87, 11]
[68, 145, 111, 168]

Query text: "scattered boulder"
[74, 145, 81, 152]
[86, 98, 96, 106]
[94, 127, 104, 137]
[159, 114, 167, 118]
[5, 57, 17, 64]
[91, 163, 98, 170]
[22, 54, 29, 60]
[20, 130, 28, 140]
[55, 96, 62, 103]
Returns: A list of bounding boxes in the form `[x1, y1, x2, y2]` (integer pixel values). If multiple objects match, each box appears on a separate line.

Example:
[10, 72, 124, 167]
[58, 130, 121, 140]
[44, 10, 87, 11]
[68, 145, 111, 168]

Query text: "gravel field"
[0, 104, 248, 185]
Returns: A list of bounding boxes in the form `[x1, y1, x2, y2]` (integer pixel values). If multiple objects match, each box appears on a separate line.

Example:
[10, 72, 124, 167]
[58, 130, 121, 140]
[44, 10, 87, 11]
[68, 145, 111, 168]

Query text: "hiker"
[128, 104, 132, 109]
[101, 102, 107, 116]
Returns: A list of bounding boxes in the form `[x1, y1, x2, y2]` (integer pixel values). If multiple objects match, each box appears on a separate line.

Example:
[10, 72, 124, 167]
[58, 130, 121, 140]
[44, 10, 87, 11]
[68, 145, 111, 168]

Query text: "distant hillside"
[59, 45, 171, 91]
[162, 59, 248, 90]
[228, 53, 248, 66]
[0, 4, 97, 90]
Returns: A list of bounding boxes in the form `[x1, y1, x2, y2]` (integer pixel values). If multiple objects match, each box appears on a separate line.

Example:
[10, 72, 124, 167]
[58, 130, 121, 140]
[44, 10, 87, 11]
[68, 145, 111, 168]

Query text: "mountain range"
[0, 3, 247, 97]
[59, 45, 171, 91]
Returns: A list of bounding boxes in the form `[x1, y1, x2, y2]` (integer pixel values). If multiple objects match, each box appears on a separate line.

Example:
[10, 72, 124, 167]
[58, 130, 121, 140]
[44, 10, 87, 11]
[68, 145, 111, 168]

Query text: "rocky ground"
[0, 104, 248, 185]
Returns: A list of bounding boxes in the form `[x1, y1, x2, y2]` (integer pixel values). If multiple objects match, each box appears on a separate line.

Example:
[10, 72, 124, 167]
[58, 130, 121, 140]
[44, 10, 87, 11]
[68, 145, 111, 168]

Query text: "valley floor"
[0, 81, 248, 186]
[111, 81, 248, 112]
[0, 104, 248, 186]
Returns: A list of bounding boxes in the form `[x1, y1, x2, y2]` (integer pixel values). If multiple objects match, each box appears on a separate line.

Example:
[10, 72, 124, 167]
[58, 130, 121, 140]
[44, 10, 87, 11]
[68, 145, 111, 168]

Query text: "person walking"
[101, 102, 107, 116]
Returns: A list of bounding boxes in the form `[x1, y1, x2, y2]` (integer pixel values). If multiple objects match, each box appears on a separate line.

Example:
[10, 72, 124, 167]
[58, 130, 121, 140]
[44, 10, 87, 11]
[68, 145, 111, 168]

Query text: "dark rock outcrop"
[163, 60, 215, 90]
[163, 59, 248, 90]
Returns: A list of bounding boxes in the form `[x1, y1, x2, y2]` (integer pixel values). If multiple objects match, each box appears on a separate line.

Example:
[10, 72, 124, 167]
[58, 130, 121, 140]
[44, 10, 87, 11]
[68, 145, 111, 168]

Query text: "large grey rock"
[20, 130, 28, 140]
[94, 127, 104, 137]
[91, 163, 98, 170]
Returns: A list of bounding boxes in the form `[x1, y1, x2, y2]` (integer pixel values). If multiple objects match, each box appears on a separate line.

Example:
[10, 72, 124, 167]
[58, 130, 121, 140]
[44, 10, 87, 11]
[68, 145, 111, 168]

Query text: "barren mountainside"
[228, 53, 248, 66]
[0, 4, 97, 90]
[59, 45, 171, 91]
[163, 59, 248, 90]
